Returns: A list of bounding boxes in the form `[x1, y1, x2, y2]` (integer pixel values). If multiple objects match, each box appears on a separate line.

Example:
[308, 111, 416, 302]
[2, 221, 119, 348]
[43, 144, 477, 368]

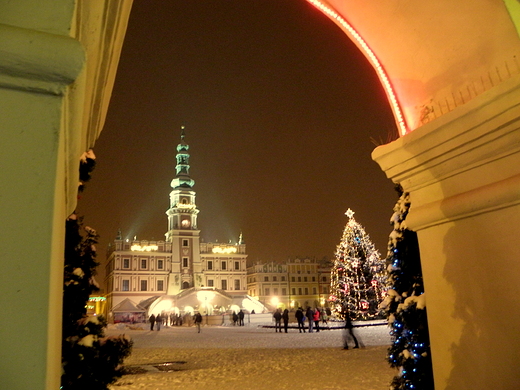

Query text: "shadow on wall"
[442, 208, 520, 389]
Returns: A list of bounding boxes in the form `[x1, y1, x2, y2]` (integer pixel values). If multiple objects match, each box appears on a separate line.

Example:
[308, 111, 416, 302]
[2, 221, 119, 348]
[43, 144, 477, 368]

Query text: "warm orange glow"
[212, 246, 238, 254]
[307, 0, 409, 136]
[131, 244, 158, 252]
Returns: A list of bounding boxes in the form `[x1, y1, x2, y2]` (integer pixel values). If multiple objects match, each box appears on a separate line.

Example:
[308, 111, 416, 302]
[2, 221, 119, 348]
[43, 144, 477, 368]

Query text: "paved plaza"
[107, 322, 395, 390]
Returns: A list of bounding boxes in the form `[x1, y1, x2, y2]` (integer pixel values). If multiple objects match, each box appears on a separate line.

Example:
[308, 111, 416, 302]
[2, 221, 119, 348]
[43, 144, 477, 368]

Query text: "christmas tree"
[330, 209, 386, 320]
[61, 151, 132, 390]
[379, 185, 434, 390]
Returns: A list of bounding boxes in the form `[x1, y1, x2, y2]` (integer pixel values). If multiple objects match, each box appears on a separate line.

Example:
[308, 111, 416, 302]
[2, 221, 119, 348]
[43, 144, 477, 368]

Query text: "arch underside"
[309, 0, 520, 134]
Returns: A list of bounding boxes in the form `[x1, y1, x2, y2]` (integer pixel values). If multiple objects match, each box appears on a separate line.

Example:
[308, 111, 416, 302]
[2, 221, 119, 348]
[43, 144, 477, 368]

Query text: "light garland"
[131, 244, 158, 252]
[306, 0, 409, 136]
[330, 210, 387, 320]
[211, 246, 237, 254]
[88, 296, 106, 302]
[176, 203, 196, 209]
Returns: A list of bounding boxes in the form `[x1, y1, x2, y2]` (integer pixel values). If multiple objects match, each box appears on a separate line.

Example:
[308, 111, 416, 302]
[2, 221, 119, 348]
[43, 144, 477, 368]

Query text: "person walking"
[342, 309, 359, 349]
[282, 308, 290, 333]
[313, 308, 321, 332]
[238, 309, 245, 326]
[295, 307, 306, 333]
[149, 314, 156, 331]
[306, 307, 314, 333]
[194, 312, 203, 333]
[321, 307, 330, 329]
[155, 313, 162, 331]
[273, 308, 282, 332]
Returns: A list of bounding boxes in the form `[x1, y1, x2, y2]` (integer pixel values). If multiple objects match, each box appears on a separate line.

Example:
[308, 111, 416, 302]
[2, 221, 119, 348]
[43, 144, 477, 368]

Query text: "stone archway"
[2, 2, 520, 389]
[307, 2, 520, 388]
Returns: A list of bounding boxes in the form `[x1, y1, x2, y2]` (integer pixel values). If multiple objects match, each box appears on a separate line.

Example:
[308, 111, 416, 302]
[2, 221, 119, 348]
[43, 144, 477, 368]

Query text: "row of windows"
[120, 279, 243, 292]
[248, 275, 328, 283]
[290, 276, 326, 283]
[121, 279, 165, 292]
[250, 286, 328, 296]
[206, 279, 241, 290]
[119, 258, 245, 271]
[121, 258, 165, 270]
[265, 276, 286, 282]
[205, 260, 242, 271]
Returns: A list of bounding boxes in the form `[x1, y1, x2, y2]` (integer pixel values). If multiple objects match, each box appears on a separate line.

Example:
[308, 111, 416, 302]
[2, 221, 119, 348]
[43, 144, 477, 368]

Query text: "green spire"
[171, 126, 195, 189]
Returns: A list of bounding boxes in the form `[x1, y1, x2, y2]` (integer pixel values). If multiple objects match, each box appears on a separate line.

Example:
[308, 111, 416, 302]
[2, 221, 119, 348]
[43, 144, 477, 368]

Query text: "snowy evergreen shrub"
[380, 185, 434, 390]
[61, 152, 132, 390]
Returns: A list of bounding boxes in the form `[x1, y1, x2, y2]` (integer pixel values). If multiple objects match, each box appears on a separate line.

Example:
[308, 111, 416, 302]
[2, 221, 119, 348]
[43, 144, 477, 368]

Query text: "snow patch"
[78, 334, 96, 347]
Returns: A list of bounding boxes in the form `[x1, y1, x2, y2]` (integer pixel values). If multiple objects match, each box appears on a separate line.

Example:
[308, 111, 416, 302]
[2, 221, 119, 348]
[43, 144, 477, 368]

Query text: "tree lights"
[330, 209, 386, 320]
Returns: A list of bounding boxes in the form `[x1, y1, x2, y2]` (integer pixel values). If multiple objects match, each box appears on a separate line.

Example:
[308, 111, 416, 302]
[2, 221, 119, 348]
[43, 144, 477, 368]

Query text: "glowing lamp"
[176, 203, 196, 209]
[212, 246, 237, 254]
[88, 297, 106, 302]
[131, 244, 158, 252]
[197, 290, 216, 303]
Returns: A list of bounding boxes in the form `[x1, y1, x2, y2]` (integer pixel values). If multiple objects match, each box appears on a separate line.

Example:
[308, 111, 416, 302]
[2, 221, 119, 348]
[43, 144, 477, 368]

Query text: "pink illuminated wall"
[308, 0, 520, 135]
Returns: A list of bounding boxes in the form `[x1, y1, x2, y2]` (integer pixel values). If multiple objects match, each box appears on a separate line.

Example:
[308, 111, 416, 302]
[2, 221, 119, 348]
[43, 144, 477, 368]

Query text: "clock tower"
[165, 127, 202, 294]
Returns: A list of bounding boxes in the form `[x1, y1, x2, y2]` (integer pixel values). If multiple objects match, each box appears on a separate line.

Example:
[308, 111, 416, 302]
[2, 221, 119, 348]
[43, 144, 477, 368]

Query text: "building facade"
[247, 258, 331, 310]
[105, 130, 249, 316]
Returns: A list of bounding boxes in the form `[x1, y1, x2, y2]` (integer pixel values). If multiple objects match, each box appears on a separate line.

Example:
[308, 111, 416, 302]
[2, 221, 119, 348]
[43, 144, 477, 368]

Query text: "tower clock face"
[181, 219, 190, 228]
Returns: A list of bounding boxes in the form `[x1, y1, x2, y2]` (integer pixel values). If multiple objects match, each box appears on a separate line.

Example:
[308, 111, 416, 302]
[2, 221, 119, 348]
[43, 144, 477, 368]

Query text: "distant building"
[247, 258, 332, 310]
[104, 129, 263, 321]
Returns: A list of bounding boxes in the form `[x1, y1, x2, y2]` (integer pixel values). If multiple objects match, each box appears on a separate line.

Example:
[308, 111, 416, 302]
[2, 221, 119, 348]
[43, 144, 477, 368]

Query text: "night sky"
[76, 0, 400, 284]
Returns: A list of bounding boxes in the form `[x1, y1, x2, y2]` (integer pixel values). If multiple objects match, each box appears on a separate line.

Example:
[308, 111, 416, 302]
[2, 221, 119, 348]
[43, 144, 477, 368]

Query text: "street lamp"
[196, 289, 215, 326]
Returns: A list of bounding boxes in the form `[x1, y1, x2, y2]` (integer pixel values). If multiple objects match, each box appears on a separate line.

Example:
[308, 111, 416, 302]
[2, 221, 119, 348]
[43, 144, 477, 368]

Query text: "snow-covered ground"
[107, 322, 395, 390]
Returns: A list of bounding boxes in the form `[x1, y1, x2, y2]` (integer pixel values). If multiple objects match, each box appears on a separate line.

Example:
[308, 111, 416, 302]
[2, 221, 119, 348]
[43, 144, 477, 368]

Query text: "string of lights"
[329, 209, 387, 320]
[306, 0, 409, 136]
[380, 187, 433, 390]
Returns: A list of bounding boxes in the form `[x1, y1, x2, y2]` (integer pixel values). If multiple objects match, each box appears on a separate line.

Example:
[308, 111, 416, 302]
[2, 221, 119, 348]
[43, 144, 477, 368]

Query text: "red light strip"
[307, 0, 409, 136]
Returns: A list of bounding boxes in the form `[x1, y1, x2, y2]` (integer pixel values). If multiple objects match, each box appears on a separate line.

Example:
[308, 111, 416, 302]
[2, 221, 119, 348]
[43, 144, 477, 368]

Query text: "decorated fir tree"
[330, 209, 386, 320]
[61, 151, 132, 390]
[379, 185, 434, 390]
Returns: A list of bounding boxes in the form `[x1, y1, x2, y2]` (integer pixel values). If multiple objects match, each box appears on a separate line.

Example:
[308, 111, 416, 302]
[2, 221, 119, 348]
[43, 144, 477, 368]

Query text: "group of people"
[296, 306, 329, 333]
[231, 309, 245, 326]
[272, 306, 330, 333]
[148, 306, 358, 348]
[272, 308, 290, 333]
[148, 312, 193, 330]
[271, 306, 360, 349]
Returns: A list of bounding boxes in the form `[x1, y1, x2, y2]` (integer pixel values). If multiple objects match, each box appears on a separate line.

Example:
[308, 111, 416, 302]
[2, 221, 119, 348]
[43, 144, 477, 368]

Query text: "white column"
[0, 12, 84, 390]
[373, 74, 520, 389]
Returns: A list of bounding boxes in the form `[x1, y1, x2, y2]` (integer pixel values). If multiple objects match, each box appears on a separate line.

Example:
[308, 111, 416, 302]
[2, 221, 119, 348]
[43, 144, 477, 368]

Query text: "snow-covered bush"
[381, 185, 433, 390]
[61, 153, 132, 390]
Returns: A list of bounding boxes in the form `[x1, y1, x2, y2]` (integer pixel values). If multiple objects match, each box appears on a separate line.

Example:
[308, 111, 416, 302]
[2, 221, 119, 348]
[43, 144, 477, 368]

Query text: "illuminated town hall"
[105, 130, 264, 321]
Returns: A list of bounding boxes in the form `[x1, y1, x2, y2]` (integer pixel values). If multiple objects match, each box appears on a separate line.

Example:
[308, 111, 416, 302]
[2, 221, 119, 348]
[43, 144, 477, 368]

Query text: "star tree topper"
[345, 208, 355, 219]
